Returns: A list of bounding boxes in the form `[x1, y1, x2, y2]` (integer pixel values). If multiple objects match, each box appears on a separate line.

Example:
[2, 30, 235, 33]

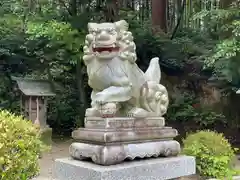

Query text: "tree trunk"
[141, 0, 145, 22]
[76, 60, 87, 127]
[220, 0, 234, 39]
[28, 0, 35, 12]
[171, 0, 186, 39]
[104, 0, 119, 22]
[70, 0, 77, 15]
[220, 0, 233, 8]
[132, 0, 135, 10]
[145, 0, 150, 19]
[151, 0, 167, 32]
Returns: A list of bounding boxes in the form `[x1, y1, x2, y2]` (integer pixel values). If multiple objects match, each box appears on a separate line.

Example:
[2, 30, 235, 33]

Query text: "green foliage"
[0, 110, 45, 180]
[0, 14, 25, 60]
[166, 93, 226, 127]
[193, 1, 240, 89]
[123, 11, 213, 73]
[0, 15, 23, 38]
[183, 130, 238, 179]
[24, 20, 86, 134]
[26, 20, 85, 65]
[0, 0, 240, 134]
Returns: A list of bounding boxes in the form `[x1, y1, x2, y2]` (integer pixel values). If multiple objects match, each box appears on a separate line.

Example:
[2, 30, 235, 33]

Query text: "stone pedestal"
[70, 117, 181, 165]
[55, 156, 196, 180]
[55, 117, 196, 179]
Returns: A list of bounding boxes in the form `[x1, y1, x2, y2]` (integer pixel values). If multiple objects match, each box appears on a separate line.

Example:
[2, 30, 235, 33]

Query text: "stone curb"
[207, 176, 240, 180]
[31, 177, 57, 180]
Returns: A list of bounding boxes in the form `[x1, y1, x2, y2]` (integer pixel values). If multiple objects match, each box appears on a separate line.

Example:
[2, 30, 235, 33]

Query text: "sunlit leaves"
[26, 20, 85, 65]
[210, 39, 239, 62]
[0, 110, 46, 180]
[192, 1, 240, 88]
[183, 130, 238, 178]
[232, 20, 240, 37]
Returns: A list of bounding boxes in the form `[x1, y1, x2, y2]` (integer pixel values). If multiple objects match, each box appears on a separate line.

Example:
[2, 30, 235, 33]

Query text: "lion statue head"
[83, 20, 137, 64]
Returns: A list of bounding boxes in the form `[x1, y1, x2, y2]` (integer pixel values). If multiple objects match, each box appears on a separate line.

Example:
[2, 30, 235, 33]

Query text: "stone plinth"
[70, 117, 181, 165]
[55, 156, 196, 180]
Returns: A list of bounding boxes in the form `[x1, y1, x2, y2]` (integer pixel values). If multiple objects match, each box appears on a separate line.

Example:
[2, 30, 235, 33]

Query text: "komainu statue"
[69, 20, 180, 166]
[83, 20, 169, 118]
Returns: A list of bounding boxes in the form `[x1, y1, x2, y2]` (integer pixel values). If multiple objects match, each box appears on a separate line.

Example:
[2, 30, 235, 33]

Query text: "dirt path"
[35, 138, 73, 179]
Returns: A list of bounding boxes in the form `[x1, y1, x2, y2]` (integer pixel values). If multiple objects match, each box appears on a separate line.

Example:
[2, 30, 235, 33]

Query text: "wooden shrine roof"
[11, 76, 56, 96]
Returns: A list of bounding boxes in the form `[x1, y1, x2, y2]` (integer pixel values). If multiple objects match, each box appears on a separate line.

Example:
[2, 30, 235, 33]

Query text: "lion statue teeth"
[83, 20, 169, 118]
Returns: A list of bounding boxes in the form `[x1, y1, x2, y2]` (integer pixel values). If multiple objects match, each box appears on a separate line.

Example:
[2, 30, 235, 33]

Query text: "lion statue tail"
[140, 57, 169, 117]
[144, 57, 161, 83]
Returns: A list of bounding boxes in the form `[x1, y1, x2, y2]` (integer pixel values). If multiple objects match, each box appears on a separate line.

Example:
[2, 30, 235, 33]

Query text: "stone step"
[84, 117, 165, 129]
[208, 176, 240, 180]
[31, 177, 57, 180]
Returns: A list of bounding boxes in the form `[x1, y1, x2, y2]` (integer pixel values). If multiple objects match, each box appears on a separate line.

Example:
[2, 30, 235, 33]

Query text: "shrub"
[182, 130, 238, 179]
[166, 93, 226, 127]
[0, 110, 45, 180]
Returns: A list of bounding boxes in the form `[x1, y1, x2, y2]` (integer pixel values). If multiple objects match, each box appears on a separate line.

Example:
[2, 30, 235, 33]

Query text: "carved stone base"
[70, 140, 181, 165]
[71, 117, 181, 165]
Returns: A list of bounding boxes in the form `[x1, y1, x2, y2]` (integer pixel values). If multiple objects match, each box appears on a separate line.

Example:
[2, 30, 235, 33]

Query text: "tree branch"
[170, 0, 186, 40]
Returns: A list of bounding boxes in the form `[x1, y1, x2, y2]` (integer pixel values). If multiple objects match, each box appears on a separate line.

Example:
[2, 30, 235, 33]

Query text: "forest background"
[0, 0, 239, 146]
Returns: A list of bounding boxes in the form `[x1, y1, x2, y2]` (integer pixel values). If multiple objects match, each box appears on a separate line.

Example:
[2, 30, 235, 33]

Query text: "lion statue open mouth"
[83, 20, 169, 118]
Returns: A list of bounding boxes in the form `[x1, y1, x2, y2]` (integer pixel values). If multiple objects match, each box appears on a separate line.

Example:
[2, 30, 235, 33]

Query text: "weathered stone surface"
[55, 156, 196, 180]
[83, 20, 169, 118]
[84, 117, 165, 129]
[69, 140, 181, 165]
[72, 126, 177, 144]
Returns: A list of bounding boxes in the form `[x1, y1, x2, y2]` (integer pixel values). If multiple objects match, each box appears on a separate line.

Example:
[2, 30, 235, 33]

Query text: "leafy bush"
[24, 20, 87, 133]
[0, 110, 45, 180]
[182, 130, 239, 179]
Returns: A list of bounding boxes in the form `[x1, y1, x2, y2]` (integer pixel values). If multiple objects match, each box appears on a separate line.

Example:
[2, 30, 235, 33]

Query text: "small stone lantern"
[12, 76, 55, 144]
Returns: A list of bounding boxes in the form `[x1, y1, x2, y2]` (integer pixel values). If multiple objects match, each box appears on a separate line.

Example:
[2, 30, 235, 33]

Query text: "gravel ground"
[34, 139, 240, 180]
[34, 138, 73, 180]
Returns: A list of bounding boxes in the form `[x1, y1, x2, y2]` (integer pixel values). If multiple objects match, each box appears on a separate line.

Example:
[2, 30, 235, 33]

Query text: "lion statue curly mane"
[83, 20, 169, 118]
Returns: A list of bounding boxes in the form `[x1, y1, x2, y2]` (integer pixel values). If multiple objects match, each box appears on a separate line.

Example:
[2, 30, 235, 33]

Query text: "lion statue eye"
[108, 29, 116, 35]
[89, 29, 98, 35]
[96, 29, 101, 34]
